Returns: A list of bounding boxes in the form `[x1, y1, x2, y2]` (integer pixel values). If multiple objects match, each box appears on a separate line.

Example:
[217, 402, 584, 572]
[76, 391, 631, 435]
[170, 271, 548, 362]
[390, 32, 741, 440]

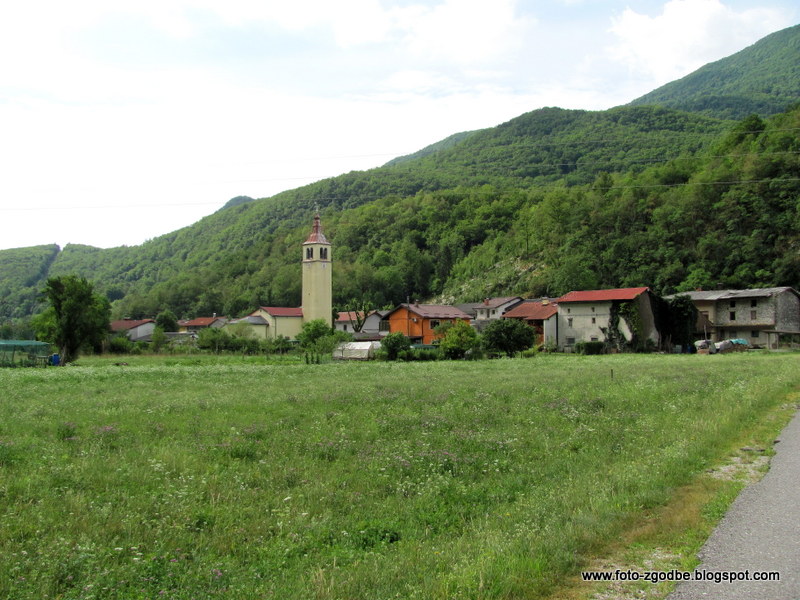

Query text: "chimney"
[484, 298, 490, 305]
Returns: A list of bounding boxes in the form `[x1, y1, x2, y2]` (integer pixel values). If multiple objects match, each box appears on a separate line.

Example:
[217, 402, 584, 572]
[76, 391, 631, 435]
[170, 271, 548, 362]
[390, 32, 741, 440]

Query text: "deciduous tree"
[34, 275, 111, 364]
[482, 319, 535, 358]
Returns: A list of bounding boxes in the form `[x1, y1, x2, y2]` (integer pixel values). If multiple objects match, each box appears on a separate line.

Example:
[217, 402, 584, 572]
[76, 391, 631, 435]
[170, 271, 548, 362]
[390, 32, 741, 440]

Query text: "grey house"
[668, 287, 800, 348]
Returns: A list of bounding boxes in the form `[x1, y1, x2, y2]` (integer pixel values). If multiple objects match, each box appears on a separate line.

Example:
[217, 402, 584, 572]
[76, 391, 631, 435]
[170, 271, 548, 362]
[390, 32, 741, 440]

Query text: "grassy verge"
[556, 389, 798, 600]
[1, 353, 798, 599]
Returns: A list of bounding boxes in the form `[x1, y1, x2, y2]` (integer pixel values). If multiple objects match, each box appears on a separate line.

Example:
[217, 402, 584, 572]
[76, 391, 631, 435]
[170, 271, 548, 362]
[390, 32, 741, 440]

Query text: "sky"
[0, 0, 797, 251]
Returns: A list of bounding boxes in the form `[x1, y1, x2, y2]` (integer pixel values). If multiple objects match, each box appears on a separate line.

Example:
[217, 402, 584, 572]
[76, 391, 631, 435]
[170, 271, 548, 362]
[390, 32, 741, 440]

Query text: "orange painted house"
[383, 304, 472, 345]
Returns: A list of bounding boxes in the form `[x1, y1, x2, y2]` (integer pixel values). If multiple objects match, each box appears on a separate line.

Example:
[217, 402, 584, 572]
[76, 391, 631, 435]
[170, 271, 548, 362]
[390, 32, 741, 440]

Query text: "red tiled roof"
[110, 319, 154, 332]
[390, 304, 472, 320]
[304, 213, 329, 244]
[255, 307, 304, 317]
[183, 317, 225, 327]
[503, 301, 558, 320]
[558, 287, 649, 303]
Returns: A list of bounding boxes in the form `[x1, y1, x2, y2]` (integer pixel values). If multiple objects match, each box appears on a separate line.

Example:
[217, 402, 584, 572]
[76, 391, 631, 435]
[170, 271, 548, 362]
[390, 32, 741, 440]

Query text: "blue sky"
[0, 0, 797, 250]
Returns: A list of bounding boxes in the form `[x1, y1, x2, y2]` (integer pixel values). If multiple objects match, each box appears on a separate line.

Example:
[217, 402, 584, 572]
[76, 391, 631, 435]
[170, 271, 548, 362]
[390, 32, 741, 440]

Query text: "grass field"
[1, 353, 798, 599]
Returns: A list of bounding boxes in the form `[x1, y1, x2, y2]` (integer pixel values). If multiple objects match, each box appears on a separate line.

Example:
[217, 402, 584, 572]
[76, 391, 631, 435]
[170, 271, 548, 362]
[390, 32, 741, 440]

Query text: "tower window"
[320, 247, 328, 260]
[306, 247, 313, 259]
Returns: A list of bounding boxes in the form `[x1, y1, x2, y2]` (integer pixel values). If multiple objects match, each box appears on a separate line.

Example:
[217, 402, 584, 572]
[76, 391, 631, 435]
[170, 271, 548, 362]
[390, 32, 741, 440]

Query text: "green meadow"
[1, 353, 798, 599]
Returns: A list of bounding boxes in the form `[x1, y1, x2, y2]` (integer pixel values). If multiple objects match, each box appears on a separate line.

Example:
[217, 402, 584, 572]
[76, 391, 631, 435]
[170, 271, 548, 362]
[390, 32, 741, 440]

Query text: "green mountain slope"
[0, 244, 60, 320]
[629, 24, 800, 119]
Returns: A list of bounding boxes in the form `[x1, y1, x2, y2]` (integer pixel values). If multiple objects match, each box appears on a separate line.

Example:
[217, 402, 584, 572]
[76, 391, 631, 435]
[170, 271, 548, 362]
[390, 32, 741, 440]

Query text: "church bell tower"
[301, 213, 332, 327]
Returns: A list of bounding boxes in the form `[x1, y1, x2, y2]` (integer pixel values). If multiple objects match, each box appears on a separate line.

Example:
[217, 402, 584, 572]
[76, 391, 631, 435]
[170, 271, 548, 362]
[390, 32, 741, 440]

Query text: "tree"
[665, 294, 699, 349]
[197, 327, 230, 353]
[296, 319, 332, 349]
[437, 320, 479, 359]
[150, 327, 168, 353]
[482, 319, 535, 358]
[155, 309, 179, 332]
[35, 275, 111, 364]
[380, 332, 412, 361]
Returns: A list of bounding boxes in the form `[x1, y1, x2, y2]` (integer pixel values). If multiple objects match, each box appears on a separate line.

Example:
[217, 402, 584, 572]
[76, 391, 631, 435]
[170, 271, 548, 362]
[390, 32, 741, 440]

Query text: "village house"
[470, 297, 523, 332]
[247, 307, 304, 340]
[110, 318, 155, 342]
[474, 297, 523, 321]
[383, 303, 472, 345]
[224, 315, 269, 339]
[556, 287, 660, 351]
[502, 299, 558, 347]
[334, 310, 390, 339]
[456, 296, 522, 327]
[668, 287, 800, 348]
[179, 316, 228, 333]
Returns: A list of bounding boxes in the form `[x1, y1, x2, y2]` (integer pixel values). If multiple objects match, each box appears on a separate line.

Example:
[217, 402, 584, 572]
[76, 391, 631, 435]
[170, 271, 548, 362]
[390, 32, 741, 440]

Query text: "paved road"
[668, 408, 800, 600]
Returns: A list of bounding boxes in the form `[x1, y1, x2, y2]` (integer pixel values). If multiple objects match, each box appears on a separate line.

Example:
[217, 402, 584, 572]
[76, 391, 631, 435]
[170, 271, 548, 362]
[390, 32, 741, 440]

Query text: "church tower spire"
[301, 212, 332, 326]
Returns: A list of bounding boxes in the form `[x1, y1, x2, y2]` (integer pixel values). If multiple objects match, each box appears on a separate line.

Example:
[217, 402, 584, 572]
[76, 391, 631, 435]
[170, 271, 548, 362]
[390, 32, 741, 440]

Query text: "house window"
[750, 310, 757, 320]
[320, 247, 328, 260]
[752, 330, 760, 338]
[750, 299, 757, 308]
[566, 337, 575, 345]
[430, 320, 441, 329]
[567, 317, 573, 327]
[590, 336, 598, 342]
[591, 317, 596, 324]
[567, 308, 571, 314]
[729, 300, 736, 307]
[379, 320, 390, 332]
[591, 306, 595, 312]
[730, 312, 736, 321]
[306, 247, 313, 259]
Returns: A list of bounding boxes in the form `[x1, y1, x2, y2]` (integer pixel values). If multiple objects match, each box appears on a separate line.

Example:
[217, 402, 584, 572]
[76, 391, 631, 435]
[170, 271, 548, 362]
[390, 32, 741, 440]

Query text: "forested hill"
[1, 24, 799, 322]
[629, 24, 800, 119]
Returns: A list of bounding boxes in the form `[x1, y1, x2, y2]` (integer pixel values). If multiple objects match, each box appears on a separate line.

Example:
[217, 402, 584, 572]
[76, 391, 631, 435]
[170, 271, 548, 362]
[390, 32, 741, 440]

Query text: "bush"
[108, 334, 133, 355]
[438, 320, 479, 360]
[398, 348, 441, 362]
[574, 341, 606, 355]
[381, 332, 412, 361]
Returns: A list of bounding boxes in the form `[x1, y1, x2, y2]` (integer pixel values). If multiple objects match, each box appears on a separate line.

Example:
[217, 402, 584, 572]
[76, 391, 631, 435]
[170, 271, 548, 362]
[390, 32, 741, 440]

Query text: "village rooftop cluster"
[109, 215, 800, 355]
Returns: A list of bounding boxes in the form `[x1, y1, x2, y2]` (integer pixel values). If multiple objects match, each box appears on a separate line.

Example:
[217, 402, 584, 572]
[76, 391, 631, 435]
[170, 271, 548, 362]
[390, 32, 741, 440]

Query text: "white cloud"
[607, 0, 790, 85]
[398, 0, 533, 65]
